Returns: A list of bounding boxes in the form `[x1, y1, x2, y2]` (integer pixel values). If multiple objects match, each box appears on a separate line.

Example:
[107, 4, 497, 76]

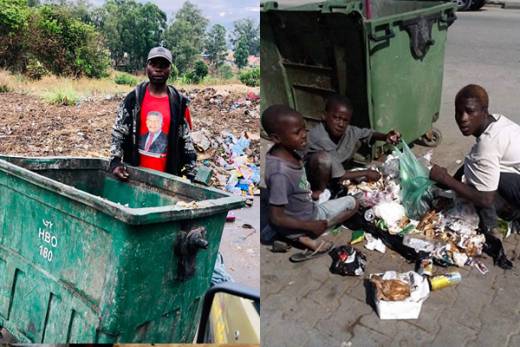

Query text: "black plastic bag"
[329, 245, 367, 276]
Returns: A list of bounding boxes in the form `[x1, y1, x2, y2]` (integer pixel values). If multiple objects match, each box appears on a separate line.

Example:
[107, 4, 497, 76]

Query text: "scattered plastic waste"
[329, 245, 367, 276]
[365, 233, 386, 253]
[429, 272, 461, 291]
[403, 234, 435, 253]
[350, 230, 365, 245]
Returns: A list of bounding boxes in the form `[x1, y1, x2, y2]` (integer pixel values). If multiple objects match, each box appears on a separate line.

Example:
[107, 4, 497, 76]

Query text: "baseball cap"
[147, 46, 172, 64]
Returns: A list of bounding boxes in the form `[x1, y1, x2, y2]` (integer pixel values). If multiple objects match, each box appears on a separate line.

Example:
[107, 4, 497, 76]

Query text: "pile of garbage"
[329, 143, 499, 319]
[184, 88, 260, 200]
[343, 144, 488, 273]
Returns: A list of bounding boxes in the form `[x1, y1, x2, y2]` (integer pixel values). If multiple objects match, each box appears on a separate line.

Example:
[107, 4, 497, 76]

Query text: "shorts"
[284, 195, 357, 240]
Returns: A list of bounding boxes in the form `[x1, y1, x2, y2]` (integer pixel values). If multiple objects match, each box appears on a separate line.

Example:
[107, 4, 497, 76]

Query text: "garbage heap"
[346, 151, 488, 272]
[336, 145, 504, 319]
[185, 87, 260, 201]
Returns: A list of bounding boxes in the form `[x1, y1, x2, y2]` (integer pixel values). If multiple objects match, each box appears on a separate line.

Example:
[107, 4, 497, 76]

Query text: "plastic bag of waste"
[393, 141, 434, 219]
[329, 245, 367, 276]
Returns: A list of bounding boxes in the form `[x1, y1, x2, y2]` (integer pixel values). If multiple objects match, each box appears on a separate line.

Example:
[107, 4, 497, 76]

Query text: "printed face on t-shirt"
[146, 111, 163, 134]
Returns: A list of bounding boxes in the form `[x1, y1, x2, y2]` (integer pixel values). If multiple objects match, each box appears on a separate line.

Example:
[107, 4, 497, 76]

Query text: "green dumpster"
[261, 0, 456, 157]
[0, 156, 244, 343]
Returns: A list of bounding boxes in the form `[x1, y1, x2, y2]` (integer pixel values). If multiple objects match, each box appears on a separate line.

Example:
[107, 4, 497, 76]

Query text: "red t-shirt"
[138, 87, 193, 172]
[139, 88, 171, 172]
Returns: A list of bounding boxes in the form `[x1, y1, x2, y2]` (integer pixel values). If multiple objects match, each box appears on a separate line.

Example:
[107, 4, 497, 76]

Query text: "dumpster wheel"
[418, 127, 442, 147]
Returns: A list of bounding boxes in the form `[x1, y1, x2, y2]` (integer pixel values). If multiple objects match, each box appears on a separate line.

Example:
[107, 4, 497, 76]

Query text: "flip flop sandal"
[289, 240, 334, 263]
[271, 240, 292, 253]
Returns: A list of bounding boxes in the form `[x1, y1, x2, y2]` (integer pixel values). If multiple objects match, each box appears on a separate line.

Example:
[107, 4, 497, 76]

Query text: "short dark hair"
[325, 94, 353, 113]
[261, 104, 301, 135]
[455, 84, 489, 110]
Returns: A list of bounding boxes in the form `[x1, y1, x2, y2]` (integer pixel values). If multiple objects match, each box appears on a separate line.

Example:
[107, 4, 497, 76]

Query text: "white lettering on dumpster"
[37, 219, 58, 262]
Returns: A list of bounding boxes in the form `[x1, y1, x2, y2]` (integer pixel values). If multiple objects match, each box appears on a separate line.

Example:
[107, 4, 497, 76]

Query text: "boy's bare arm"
[341, 169, 380, 182]
[370, 130, 401, 144]
[269, 205, 327, 237]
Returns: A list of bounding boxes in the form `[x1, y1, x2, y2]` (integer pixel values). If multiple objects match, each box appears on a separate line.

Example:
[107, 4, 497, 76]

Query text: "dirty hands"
[112, 165, 130, 181]
[385, 130, 401, 145]
[429, 164, 450, 185]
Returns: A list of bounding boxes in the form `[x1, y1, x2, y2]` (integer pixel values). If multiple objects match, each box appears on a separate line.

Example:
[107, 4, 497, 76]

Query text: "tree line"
[0, 0, 259, 79]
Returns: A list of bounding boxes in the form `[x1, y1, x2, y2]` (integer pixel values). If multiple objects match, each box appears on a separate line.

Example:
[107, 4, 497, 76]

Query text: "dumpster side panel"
[98, 213, 226, 343]
[366, 11, 451, 143]
[0, 171, 116, 342]
[0, 173, 113, 303]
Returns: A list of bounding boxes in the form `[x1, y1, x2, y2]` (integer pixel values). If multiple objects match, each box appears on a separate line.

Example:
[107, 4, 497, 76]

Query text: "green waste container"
[0, 156, 244, 343]
[261, 0, 456, 157]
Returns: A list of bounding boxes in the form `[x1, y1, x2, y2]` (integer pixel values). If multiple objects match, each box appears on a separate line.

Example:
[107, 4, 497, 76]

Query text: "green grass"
[44, 88, 80, 106]
[0, 84, 11, 93]
[114, 72, 138, 86]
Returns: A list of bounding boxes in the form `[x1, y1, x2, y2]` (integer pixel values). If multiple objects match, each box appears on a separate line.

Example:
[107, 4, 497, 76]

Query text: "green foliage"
[239, 67, 259, 87]
[114, 72, 138, 86]
[27, 5, 110, 78]
[230, 19, 259, 57]
[185, 60, 208, 84]
[219, 64, 233, 80]
[0, 0, 29, 34]
[0, 84, 11, 93]
[167, 63, 179, 83]
[26, 58, 49, 80]
[234, 36, 249, 69]
[163, 1, 208, 74]
[44, 87, 80, 106]
[96, 0, 167, 71]
[205, 24, 227, 69]
[0, 0, 29, 70]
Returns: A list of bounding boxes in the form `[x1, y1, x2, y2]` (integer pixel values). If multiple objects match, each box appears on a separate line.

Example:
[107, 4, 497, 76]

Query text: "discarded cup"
[429, 272, 461, 291]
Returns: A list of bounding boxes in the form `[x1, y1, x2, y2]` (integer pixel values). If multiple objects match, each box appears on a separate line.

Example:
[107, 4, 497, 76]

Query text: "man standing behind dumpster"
[429, 84, 520, 269]
[110, 46, 196, 180]
[305, 94, 401, 200]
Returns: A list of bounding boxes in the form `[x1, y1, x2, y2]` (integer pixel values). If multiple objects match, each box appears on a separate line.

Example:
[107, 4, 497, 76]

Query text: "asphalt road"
[428, 6, 520, 171]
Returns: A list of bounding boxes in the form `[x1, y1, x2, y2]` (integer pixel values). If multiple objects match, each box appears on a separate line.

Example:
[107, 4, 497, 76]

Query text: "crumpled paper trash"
[365, 233, 386, 253]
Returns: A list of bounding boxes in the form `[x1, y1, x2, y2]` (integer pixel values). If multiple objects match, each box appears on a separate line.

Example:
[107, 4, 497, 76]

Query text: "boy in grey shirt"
[306, 94, 400, 200]
[262, 105, 359, 262]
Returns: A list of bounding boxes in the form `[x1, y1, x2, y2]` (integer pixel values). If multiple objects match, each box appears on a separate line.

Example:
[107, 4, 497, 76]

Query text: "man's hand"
[385, 130, 401, 145]
[308, 220, 328, 235]
[112, 165, 130, 181]
[429, 164, 449, 184]
[365, 169, 381, 182]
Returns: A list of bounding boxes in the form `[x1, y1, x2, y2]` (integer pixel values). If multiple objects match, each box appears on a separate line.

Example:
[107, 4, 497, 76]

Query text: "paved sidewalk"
[261, 230, 520, 346]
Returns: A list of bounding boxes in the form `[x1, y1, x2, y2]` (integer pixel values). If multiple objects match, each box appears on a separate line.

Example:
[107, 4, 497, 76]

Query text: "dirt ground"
[0, 85, 259, 162]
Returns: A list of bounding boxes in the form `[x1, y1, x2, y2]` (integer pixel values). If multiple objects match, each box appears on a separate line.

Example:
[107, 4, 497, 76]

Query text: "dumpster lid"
[0, 156, 245, 225]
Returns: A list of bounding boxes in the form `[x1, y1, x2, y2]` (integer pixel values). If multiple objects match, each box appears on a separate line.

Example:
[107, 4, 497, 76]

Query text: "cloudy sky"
[89, 0, 259, 26]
